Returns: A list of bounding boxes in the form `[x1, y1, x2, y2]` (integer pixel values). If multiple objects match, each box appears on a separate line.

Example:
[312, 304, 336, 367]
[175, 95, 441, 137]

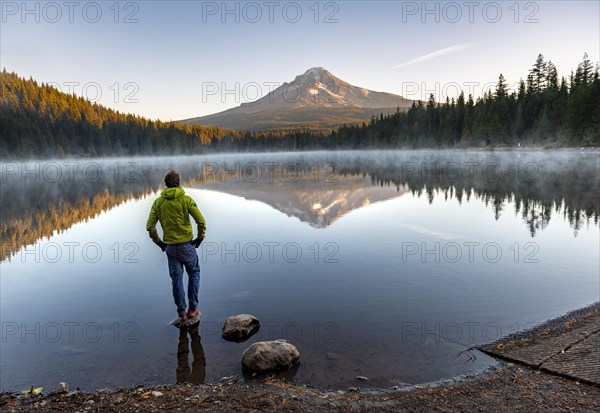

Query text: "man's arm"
[146, 201, 163, 244]
[188, 198, 206, 239]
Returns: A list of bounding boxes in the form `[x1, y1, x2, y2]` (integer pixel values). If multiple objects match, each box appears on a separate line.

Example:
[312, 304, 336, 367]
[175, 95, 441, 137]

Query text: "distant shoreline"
[1, 145, 599, 162]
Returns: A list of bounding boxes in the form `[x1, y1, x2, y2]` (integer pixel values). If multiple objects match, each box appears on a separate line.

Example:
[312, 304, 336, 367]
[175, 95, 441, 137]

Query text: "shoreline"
[3, 303, 599, 412]
[1, 145, 599, 162]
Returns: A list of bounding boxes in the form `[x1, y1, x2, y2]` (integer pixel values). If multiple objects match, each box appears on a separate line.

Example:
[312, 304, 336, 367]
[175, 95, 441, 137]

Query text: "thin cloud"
[391, 43, 476, 70]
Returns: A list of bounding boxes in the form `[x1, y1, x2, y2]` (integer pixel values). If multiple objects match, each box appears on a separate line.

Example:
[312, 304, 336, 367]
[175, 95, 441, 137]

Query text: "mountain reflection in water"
[1, 150, 598, 262]
[1, 150, 599, 392]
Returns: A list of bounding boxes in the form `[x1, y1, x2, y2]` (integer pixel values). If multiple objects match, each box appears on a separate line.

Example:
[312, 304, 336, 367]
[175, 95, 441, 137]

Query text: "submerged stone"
[222, 314, 260, 342]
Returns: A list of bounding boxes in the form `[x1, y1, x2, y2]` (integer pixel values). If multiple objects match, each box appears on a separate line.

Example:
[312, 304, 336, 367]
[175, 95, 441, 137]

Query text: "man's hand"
[192, 237, 204, 248]
[156, 241, 167, 252]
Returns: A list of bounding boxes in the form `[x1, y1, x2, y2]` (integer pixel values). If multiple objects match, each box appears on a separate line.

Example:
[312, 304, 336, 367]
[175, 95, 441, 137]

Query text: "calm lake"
[1, 150, 599, 392]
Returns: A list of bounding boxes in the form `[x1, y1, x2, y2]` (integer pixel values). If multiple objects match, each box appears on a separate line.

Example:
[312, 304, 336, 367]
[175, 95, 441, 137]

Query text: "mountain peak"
[295, 67, 333, 84]
[184, 67, 415, 131]
[304, 66, 327, 75]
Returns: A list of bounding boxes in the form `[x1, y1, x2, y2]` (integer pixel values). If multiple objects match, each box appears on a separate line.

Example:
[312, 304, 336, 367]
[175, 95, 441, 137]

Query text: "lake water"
[1, 150, 599, 392]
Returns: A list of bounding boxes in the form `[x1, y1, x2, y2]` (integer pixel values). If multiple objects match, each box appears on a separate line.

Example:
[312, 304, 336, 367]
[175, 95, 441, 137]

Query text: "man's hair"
[164, 170, 181, 188]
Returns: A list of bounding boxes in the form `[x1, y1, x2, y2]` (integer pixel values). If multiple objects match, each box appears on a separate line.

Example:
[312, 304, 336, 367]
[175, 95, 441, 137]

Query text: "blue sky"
[1, 1, 598, 120]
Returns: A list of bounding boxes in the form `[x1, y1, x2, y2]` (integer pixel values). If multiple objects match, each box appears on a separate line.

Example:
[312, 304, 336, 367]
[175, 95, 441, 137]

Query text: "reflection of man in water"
[177, 325, 206, 385]
[146, 170, 206, 322]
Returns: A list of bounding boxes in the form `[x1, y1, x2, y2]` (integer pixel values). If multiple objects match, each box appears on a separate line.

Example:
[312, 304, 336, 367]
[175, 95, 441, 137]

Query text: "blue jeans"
[165, 241, 200, 317]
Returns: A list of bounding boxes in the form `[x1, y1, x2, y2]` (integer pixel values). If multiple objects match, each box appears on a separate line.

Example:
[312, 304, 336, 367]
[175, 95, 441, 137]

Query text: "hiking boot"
[178, 314, 187, 322]
[186, 307, 200, 318]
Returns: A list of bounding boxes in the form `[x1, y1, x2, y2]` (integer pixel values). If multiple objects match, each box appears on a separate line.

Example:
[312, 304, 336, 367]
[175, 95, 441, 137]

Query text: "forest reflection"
[1, 151, 597, 262]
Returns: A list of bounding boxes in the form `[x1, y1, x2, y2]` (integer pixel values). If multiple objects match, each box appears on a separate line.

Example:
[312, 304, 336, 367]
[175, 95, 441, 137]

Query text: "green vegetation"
[330, 53, 600, 148]
[0, 54, 598, 158]
[0, 69, 240, 157]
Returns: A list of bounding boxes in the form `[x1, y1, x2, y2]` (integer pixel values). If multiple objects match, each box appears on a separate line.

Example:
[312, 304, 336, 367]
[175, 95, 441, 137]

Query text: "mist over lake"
[1, 150, 598, 391]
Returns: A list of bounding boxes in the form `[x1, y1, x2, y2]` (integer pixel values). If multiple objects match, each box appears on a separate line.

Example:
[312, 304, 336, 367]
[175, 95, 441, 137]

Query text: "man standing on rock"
[146, 170, 206, 322]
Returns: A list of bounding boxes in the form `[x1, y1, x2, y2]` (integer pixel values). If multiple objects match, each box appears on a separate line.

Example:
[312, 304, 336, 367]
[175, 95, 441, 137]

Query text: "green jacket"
[146, 187, 206, 245]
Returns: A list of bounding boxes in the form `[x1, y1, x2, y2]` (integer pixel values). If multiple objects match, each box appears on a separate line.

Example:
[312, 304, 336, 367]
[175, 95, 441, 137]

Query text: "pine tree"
[495, 74, 508, 99]
[546, 61, 559, 90]
[529, 54, 547, 93]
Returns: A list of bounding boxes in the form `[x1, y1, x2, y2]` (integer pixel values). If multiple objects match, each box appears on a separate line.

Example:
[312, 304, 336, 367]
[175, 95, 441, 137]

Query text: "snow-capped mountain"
[182, 67, 414, 131]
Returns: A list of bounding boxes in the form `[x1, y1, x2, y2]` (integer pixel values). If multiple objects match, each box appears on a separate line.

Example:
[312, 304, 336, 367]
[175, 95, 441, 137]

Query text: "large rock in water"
[242, 340, 300, 374]
[222, 314, 260, 342]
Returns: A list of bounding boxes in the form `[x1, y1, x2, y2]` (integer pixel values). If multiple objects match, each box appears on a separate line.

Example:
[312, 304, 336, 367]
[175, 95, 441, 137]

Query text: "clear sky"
[1, 0, 598, 120]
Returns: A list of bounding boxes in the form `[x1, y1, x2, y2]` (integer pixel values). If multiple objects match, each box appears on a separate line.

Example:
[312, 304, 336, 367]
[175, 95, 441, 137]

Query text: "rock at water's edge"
[242, 340, 300, 373]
